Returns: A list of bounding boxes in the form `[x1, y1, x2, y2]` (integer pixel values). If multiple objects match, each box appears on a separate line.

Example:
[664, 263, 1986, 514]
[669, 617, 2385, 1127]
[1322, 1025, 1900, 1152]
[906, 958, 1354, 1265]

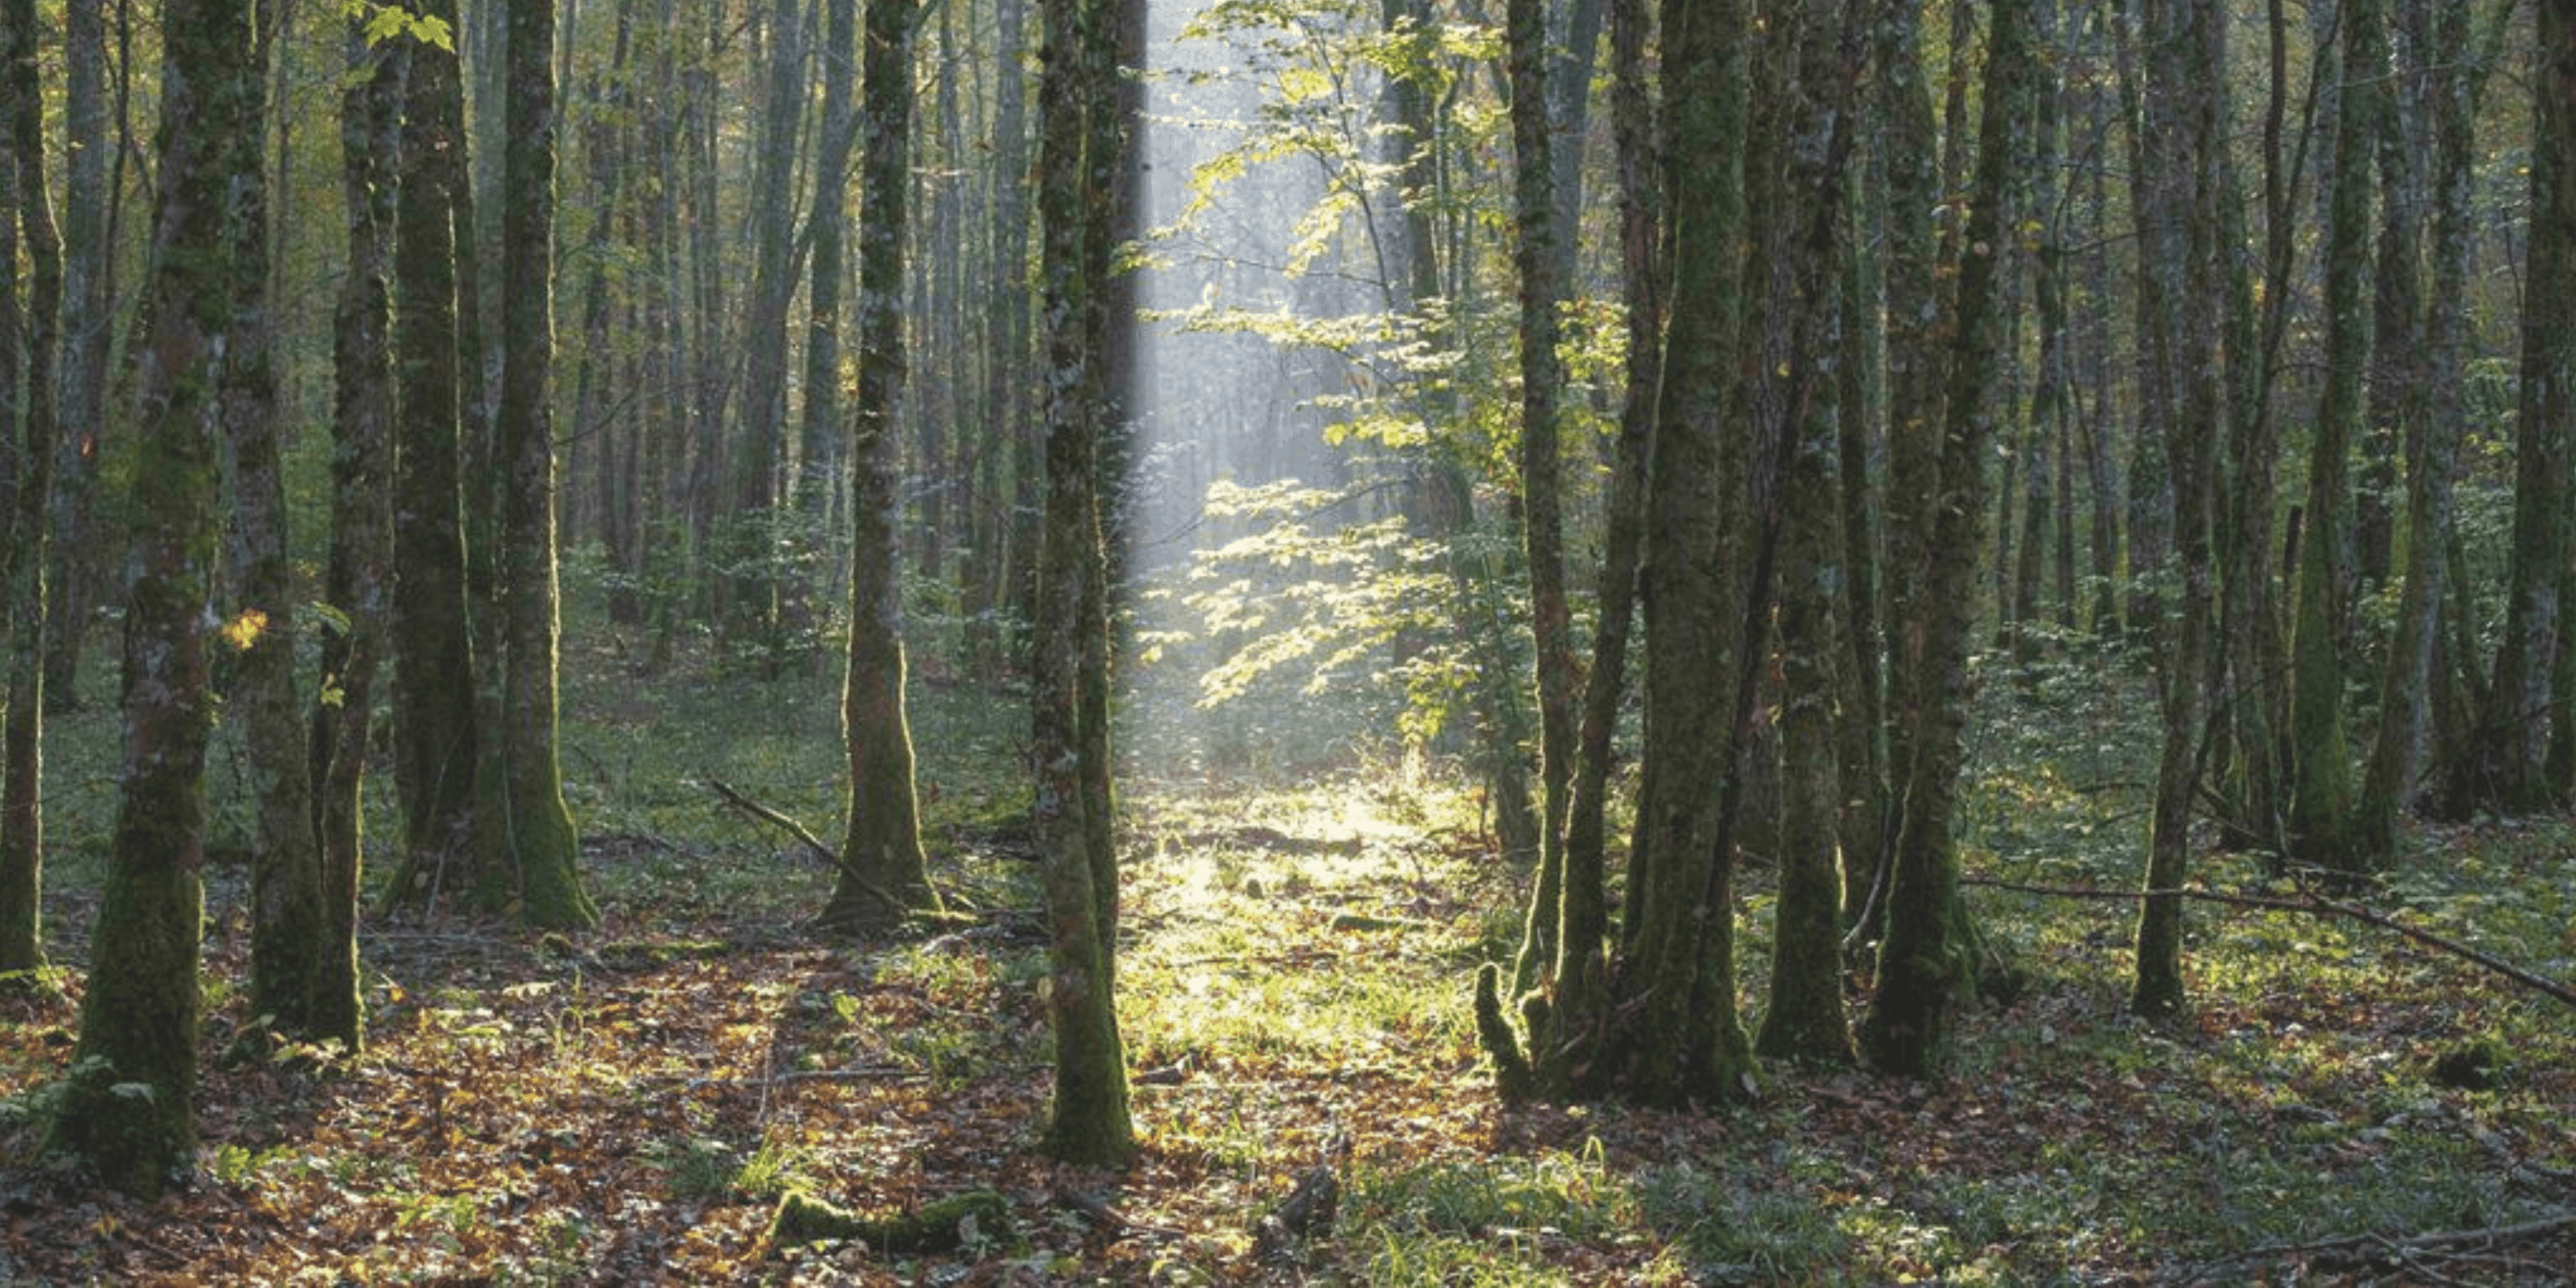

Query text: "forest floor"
[1, 632, 2574, 1285]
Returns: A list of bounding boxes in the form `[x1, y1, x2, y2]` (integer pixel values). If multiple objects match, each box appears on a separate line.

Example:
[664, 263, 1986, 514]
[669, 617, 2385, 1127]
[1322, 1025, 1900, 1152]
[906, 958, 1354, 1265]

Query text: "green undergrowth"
[2, 621, 2569, 1284]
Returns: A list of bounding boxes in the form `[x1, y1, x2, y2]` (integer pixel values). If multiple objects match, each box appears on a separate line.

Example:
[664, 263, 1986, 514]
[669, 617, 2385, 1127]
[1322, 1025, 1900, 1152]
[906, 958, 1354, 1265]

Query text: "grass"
[0, 613, 2570, 1284]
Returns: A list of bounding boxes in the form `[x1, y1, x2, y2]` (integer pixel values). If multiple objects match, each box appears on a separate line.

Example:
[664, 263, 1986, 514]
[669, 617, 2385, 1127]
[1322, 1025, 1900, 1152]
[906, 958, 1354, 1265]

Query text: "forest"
[2, 0, 2575, 1278]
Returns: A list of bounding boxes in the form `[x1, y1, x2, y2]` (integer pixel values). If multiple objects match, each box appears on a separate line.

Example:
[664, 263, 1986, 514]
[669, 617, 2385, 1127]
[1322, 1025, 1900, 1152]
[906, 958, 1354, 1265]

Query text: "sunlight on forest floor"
[0, 637, 2571, 1284]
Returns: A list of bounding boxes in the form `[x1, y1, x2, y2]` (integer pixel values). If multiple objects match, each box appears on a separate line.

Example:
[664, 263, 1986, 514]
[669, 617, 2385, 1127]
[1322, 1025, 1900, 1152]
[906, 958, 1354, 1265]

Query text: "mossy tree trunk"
[0, 0, 63, 983]
[1032, 0, 1133, 1168]
[1543, 0, 1660, 1067]
[1862, 0, 2033, 1076]
[1503, 0, 1576, 999]
[42, 0, 250, 1192]
[221, 0, 328, 1034]
[496, 0, 595, 931]
[1866, 0, 1943, 941]
[1588, 0, 1758, 1108]
[308, 19, 402, 1052]
[1755, 0, 1863, 1069]
[387, 1, 495, 915]
[821, 0, 935, 935]
[2361, 0, 2478, 871]
[2462, 0, 2576, 815]
[2285, 0, 2382, 876]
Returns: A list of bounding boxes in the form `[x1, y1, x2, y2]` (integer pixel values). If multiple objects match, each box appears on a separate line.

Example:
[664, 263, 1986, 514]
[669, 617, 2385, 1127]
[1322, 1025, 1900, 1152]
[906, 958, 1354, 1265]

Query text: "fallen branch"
[2177, 1210, 2576, 1284]
[1963, 877, 2576, 1008]
[704, 776, 907, 918]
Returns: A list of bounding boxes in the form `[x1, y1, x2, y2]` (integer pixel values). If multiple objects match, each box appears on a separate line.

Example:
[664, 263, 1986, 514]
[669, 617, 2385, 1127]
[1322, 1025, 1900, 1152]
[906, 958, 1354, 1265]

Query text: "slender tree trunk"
[1546, 0, 1660, 1077]
[309, 19, 400, 1052]
[1034, 0, 1133, 1167]
[221, 0, 327, 1034]
[1504, 0, 1576, 996]
[495, 0, 595, 931]
[42, 0, 113, 713]
[2286, 0, 2382, 874]
[797, 0, 860, 628]
[0, 0, 63, 981]
[2466, 0, 2576, 813]
[821, 0, 935, 933]
[2360, 0, 2474, 869]
[2130, 0, 2228, 1017]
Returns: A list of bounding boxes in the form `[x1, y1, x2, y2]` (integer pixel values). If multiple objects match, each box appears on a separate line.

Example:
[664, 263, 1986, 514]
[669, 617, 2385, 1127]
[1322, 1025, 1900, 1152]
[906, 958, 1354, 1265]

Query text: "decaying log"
[765, 1187, 1014, 1254]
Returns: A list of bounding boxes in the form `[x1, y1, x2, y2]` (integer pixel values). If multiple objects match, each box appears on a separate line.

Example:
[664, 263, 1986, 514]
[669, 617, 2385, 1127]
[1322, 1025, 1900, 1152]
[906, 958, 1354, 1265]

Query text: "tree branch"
[704, 776, 908, 918]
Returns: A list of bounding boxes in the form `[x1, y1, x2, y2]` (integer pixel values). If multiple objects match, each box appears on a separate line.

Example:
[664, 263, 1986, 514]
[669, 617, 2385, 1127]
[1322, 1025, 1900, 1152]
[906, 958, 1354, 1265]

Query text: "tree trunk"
[221, 1, 326, 1034]
[821, 0, 935, 934]
[42, 0, 114, 713]
[1503, 0, 1575, 997]
[2130, 0, 2229, 1018]
[2465, 0, 2576, 814]
[309, 19, 401, 1052]
[1862, 0, 2033, 1076]
[0, 0, 63, 981]
[42, 0, 250, 1192]
[2285, 0, 2381, 876]
[1755, 0, 1863, 1070]
[496, 0, 595, 931]
[386, 3, 493, 914]
[2360, 0, 2475, 870]
[1597, 0, 1757, 1108]
[1033, 0, 1133, 1167]
[1545, 0, 1660, 1076]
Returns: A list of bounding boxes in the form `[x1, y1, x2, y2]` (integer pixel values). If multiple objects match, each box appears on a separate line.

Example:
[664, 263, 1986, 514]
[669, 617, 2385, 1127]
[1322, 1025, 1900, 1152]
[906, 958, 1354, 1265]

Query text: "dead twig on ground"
[1963, 877, 2576, 1008]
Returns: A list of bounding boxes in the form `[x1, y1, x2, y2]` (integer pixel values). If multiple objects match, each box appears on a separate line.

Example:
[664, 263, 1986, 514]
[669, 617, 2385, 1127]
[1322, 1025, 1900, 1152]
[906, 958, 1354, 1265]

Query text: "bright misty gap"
[1126, 0, 1417, 792]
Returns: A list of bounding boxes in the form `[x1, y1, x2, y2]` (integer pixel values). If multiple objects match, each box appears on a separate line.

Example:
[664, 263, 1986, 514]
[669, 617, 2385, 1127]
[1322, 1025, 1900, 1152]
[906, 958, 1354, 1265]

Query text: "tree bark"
[1504, 0, 1575, 997]
[42, 0, 250, 1192]
[1862, 0, 2033, 1075]
[2464, 0, 2576, 814]
[1034, 0, 1133, 1167]
[2130, 0, 2228, 1018]
[821, 0, 935, 934]
[496, 0, 596, 930]
[221, 0, 327, 1032]
[2286, 0, 2381, 875]
[309, 19, 402, 1052]
[386, 0, 492, 914]
[0, 0, 63, 981]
